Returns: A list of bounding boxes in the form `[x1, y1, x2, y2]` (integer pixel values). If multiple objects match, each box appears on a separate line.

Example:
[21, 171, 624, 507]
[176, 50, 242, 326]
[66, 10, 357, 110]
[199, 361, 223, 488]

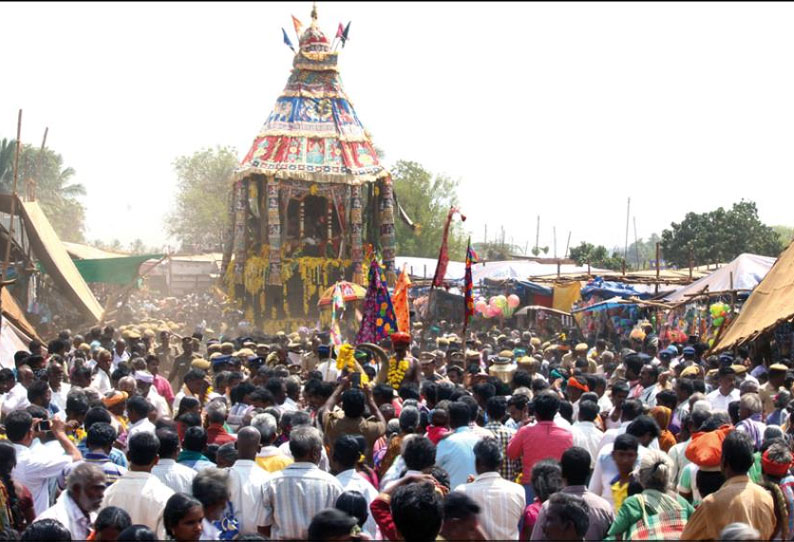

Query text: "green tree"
[1, 141, 87, 242]
[0, 139, 15, 188]
[660, 200, 781, 267]
[128, 239, 148, 254]
[568, 241, 623, 271]
[612, 232, 662, 270]
[772, 225, 794, 250]
[391, 160, 466, 259]
[165, 146, 238, 251]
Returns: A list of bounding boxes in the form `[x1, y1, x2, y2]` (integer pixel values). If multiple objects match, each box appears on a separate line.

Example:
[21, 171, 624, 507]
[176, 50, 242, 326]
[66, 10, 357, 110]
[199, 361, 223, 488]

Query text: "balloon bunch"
[710, 301, 730, 328]
[474, 294, 521, 318]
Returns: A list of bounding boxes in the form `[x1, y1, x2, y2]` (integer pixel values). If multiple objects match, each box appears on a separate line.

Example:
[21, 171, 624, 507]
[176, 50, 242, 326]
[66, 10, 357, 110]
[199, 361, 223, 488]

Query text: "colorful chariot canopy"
[234, 5, 386, 185]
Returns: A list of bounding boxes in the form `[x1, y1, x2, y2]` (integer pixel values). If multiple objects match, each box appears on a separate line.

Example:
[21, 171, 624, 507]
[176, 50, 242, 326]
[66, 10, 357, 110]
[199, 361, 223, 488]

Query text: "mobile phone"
[38, 420, 50, 431]
[351, 372, 361, 388]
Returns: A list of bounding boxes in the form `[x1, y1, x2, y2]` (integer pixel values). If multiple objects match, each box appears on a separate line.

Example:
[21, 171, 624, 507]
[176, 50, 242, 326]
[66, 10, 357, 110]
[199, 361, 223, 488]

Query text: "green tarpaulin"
[71, 254, 163, 284]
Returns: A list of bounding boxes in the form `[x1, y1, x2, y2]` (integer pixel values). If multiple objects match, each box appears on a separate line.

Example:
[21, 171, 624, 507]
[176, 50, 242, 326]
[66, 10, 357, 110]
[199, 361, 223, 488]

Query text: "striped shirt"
[58, 452, 127, 490]
[454, 471, 526, 540]
[262, 462, 343, 540]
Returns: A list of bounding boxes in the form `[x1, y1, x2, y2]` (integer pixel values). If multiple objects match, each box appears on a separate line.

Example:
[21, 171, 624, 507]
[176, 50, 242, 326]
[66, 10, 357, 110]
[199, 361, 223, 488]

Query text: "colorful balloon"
[507, 294, 520, 308]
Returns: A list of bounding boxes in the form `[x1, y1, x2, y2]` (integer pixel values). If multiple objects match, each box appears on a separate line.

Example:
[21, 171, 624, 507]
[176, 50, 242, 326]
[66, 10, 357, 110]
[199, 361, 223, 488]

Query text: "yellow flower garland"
[387, 356, 409, 389]
[335, 344, 370, 385]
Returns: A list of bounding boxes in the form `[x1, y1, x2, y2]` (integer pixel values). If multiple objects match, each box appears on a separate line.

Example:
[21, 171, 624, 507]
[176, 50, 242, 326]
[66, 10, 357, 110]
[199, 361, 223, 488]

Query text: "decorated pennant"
[464, 238, 478, 331]
[393, 264, 412, 333]
[356, 258, 397, 344]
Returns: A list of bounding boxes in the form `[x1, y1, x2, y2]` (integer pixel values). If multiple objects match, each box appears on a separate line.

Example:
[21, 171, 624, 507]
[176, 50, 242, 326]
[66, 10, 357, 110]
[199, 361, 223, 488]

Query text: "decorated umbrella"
[318, 281, 367, 307]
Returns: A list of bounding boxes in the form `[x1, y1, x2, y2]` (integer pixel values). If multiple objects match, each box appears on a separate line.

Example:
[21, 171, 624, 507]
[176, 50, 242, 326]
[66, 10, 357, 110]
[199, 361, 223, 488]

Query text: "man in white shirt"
[588, 416, 658, 508]
[7, 410, 82, 515]
[261, 426, 343, 540]
[102, 431, 174, 539]
[134, 371, 170, 419]
[707, 366, 740, 411]
[454, 438, 525, 540]
[90, 350, 113, 395]
[151, 429, 197, 494]
[111, 339, 130, 369]
[125, 396, 156, 447]
[571, 400, 604, 470]
[227, 426, 272, 535]
[46, 362, 71, 413]
[2, 365, 34, 416]
[314, 346, 338, 383]
[333, 435, 380, 539]
[35, 463, 106, 541]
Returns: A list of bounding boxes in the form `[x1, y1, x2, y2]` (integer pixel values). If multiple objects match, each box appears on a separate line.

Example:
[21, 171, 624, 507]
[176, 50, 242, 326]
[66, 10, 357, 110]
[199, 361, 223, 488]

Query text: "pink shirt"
[507, 421, 573, 481]
[153, 374, 175, 404]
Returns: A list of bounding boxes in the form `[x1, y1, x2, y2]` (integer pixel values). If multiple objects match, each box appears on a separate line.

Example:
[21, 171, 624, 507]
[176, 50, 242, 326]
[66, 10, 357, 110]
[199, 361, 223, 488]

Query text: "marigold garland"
[386, 356, 409, 389]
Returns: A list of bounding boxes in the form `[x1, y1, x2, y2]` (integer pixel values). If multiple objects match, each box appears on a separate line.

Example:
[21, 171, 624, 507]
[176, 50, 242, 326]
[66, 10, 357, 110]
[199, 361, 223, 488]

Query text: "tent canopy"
[0, 195, 103, 322]
[72, 254, 163, 284]
[712, 246, 792, 352]
[664, 253, 776, 303]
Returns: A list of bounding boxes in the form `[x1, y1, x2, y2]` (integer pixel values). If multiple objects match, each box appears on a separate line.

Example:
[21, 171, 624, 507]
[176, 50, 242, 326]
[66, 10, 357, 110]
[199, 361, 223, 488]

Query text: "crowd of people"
[0, 318, 789, 541]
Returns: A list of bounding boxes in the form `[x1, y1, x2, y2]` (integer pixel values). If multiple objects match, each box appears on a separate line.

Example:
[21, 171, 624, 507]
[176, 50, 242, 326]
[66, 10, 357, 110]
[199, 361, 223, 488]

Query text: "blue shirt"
[436, 426, 482, 489]
[77, 439, 128, 468]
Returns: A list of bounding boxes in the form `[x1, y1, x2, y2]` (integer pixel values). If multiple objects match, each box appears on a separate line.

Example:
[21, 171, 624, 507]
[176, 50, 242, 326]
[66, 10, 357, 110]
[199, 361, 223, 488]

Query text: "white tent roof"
[472, 260, 610, 283]
[395, 257, 466, 280]
[664, 253, 777, 303]
[395, 257, 611, 283]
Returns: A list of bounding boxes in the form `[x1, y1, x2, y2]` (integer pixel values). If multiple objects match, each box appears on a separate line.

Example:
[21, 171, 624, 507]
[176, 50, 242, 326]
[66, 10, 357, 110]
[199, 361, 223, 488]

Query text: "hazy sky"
[3, 2, 794, 255]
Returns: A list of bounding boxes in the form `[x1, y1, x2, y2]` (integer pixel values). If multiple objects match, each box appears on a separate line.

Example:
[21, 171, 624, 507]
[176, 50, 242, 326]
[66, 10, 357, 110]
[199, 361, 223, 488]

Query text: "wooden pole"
[623, 197, 631, 261]
[655, 242, 660, 295]
[535, 215, 540, 254]
[2, 110, 22, 283]
[30, 127, 47, 202]
[622, 258, 626, 276]
[564, 231, 571, 259]
[689, 246, 694, 280]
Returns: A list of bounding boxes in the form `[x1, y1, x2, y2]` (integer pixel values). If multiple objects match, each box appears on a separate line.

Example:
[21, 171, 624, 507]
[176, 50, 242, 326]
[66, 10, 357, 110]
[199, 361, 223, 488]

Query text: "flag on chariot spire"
[341, 21, 351, 47]
[282, 28, 295, 52]
[292, 16, 304, 39]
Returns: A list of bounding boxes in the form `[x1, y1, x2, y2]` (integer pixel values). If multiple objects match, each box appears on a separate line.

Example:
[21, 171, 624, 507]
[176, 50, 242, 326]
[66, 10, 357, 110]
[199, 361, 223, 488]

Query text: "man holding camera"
[6, 410, 82, 515]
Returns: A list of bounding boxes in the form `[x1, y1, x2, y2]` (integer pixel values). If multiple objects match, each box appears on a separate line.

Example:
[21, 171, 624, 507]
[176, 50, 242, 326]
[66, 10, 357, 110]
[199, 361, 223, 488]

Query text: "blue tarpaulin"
[580, 277, 651, 300]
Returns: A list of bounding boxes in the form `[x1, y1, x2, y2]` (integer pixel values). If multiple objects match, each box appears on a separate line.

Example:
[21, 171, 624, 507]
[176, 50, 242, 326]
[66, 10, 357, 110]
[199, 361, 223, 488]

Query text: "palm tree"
[12, 144, 87, 241]
[0, 139, 17, 192]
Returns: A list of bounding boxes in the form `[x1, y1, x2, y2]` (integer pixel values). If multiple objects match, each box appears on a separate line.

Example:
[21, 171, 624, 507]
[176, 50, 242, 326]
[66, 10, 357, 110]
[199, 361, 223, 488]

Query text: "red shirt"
[206, 423, 236, 446]
[507, 421, 573, 481]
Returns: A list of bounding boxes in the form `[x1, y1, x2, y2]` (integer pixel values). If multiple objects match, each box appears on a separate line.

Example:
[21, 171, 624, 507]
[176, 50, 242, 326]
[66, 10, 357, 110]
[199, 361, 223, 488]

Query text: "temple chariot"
[222, 6, 402, 329]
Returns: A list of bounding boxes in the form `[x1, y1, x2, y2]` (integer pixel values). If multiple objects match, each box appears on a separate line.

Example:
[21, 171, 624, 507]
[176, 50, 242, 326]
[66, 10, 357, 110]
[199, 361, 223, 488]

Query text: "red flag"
[432, 207, 464, 288]
[336, 23, 344, 39]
